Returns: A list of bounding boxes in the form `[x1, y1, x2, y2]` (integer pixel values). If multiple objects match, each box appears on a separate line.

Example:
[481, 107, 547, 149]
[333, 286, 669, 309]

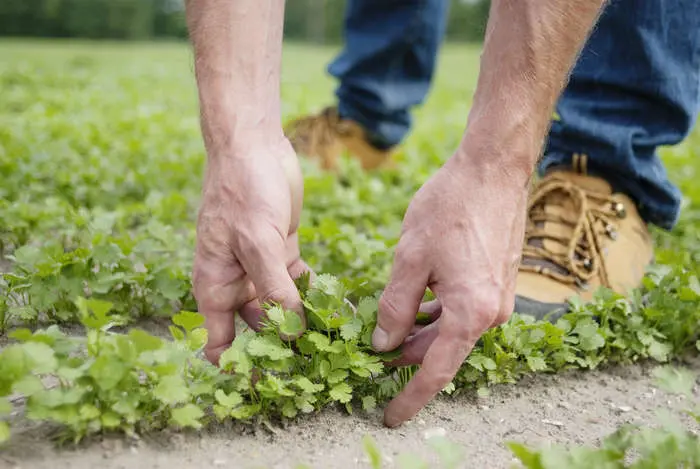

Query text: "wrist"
[454, 108, 545, 189]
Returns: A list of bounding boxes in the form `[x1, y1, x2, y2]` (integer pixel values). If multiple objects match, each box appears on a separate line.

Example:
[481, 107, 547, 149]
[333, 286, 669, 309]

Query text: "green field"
[0, 40, 699, 467]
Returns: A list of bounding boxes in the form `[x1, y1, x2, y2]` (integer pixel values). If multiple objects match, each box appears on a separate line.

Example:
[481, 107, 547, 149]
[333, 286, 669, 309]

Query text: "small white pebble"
[541, 419, 564, 428]
[424, 427, 447, 440]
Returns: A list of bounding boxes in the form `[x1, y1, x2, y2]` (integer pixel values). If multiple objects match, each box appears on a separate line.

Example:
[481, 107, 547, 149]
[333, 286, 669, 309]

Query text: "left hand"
[371, 150, 531, 427]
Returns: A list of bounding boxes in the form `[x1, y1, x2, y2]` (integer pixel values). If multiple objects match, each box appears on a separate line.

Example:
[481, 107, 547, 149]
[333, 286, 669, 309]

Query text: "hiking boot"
[514, 154, 654, 321]
[284, 106, 394, 171]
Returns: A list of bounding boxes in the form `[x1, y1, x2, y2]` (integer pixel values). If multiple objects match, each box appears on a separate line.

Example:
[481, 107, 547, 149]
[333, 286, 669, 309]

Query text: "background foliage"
[0, 0, 491, 43]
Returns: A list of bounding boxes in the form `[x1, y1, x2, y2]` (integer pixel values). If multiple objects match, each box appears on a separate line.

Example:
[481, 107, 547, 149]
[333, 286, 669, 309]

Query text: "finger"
[236, 225, 306, 325]
[201, 309, 237, 366]
[374, 239, 430, 352]
[288, 257, 316, 284]
[383, 293, 485, 427]
[383, 328, 474, 428]
[193, 256, 251, 366]
[239, 298, 266, 331]
[387, 321, 440, 367]
[239, 258, 313, 337]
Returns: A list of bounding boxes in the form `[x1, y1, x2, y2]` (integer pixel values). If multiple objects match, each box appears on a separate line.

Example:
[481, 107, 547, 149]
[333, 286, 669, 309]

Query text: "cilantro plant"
[0, 40, 699, 465]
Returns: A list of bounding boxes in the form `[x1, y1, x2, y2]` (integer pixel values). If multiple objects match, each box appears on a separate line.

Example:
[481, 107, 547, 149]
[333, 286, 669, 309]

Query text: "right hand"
[192, 136, 311, 365]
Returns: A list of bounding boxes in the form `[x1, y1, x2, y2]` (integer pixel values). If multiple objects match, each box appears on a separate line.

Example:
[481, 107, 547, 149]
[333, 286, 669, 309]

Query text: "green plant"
[508, 365, 700, 468]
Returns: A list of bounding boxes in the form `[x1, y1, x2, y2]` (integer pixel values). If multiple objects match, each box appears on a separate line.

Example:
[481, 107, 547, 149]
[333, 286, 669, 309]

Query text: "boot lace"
[520, 175, 627, 289]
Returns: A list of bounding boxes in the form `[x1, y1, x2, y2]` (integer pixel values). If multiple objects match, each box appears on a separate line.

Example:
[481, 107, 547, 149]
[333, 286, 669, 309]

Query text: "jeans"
[327, 0, 700, 230]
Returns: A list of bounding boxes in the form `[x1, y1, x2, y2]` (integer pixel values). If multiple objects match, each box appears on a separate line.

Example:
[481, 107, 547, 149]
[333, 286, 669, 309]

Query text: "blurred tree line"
[0, 0, 489, 43]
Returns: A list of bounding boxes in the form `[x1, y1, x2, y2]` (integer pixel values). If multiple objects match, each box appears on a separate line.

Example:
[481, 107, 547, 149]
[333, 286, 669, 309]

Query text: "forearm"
[185, 0, 286, 160]
[460, 0, 607, 182]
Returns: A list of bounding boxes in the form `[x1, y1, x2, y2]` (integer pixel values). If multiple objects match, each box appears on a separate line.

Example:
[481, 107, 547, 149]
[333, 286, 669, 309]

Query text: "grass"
[0, 38, 698, 467]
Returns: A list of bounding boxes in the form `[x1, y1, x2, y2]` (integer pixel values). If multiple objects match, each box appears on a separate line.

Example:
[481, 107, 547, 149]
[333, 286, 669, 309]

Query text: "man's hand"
[184, 0, 304, 363]
[373, 0, 608, 427]
[373, 152, 528, 427]
[193, 138, 309, 365]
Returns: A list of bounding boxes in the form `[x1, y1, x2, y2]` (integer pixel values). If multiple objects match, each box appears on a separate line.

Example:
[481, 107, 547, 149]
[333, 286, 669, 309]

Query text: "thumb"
[374, 241, 429, 352]
[237, 225, 305, 333]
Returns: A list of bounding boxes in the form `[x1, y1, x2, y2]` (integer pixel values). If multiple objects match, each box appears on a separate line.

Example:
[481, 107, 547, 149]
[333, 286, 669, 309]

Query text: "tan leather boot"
[514, 154, 654, 320]
[284, 106, 394, 171]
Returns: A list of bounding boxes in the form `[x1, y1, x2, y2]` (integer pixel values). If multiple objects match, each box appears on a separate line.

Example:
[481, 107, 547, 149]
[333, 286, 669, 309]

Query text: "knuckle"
[395, 239, 423, 271]
[378, 293, 403, 325]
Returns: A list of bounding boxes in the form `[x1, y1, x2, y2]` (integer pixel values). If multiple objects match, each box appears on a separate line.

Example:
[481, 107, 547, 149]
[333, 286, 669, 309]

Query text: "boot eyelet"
[605, 224, 618, 240]
[582, 258, 594, 272]
[612, 202, 627, 219]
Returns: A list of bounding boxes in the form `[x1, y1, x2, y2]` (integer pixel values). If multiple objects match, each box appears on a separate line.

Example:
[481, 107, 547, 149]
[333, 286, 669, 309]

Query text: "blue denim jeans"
[327, 0, 700, 230]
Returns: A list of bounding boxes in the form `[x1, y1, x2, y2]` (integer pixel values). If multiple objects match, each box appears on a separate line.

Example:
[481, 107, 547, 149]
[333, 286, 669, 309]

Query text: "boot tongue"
[521, 167, 613, 277]
[547, 168, 613, 194]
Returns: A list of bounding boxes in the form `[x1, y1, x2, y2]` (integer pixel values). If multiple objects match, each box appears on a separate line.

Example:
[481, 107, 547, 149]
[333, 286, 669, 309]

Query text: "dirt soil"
[2, 359, 699, 469]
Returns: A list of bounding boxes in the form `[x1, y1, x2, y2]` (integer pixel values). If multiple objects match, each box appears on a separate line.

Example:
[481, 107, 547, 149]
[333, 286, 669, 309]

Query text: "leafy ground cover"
[0, 39, 698, 467]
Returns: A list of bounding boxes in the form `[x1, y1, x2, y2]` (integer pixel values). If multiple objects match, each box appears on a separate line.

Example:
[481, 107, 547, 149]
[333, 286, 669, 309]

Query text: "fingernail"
[372, 326, 389, 351]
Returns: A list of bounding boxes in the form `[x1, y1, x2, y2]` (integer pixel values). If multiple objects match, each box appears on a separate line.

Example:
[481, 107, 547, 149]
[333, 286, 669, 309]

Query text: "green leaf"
[652, 366, 696, 397]
[89, 355, 127, 391]
[319, 360, 331, 378]
[282, 400, 298, 418]
[426, 436, 466, 469]
[0, 398, 11, 416]
[295, 395, 315, 414]
[170, 404, 204, 429]
[306, 331, 330, 350]
[362, 396, 376, 412]
[293, 377, 324, 394]
[12, 375, 44, 395]
[128, 328, 163, 353]
[327, 369, 349, 384]
[442, 382, 456, 395]
[467, 354, 496, 371]
[357, 297, 378, 324]
[246, 336, 293, 360]
[311, 274, 345, 299]
[219, 335, 253, 377]
[647, 340, 672, 362]
[340, 318, 363, 341]
[172, 311, 204, 333]
[293, 271, 311, 294]
[21, 342, 57, 374]
[80, 404, 100, 420]
[101, 411, 121, 428]
[276, 307, 305, 337]
[169, 325, 185, 341]
[305, 332, 344, 353]
[154, 375, 190, 405]
[527, 356, 548, 372]
[75, 297, 118, 330]
[0, 422, 9, 444]
[574, 322, 605, 351]
[507, 442, 544, 469]
[395, 454, 429, 469]
[362, 434, 382, 469]
[329, 383, 353, 403]
[214, 389, 243, 408]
